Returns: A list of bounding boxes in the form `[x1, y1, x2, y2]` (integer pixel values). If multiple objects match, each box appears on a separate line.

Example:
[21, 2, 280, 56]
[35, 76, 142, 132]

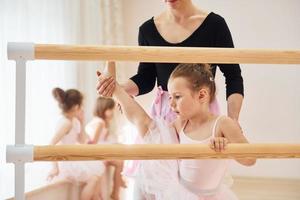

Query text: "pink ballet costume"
[123, 86, 220, 176]
[85, 117, 117, 144]
[53, 116, 105, 183]
[134, 118, 188, 200]
[178, 116, 238, 199]
[135, 116, 238, 200]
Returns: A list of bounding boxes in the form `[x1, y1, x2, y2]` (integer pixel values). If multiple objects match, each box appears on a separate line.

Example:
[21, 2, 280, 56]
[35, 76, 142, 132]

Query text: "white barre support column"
[6, 42, 34, 200]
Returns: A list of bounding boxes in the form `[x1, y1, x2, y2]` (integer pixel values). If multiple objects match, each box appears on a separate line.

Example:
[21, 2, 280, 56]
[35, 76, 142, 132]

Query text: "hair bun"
[52, 87, 66, 104]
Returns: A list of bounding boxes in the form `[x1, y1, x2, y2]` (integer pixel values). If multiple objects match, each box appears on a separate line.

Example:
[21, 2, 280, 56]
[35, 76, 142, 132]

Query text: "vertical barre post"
[15, 60, 26, 200]
[15, 163, 25, 200]
[7, 42, 34, 200]
[15, 60, 26, 145]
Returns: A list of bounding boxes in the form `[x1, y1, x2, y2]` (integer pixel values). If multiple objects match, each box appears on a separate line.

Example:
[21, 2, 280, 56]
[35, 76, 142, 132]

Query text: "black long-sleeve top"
[130, 12, 244, 99]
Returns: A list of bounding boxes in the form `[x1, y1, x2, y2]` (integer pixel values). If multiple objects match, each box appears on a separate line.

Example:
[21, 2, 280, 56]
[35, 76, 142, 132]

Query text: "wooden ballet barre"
[33, 144, 300, 161]
[34, 44, 300, 64]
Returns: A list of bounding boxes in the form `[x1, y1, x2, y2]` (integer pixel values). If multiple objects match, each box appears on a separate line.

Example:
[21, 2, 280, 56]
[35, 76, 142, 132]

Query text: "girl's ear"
[198, 88, 209, 102]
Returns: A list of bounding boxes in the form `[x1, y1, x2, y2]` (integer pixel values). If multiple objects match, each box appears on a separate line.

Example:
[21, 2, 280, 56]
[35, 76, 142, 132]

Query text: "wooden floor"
[232, 177, 300, 200]
[7, 176, 300, 200]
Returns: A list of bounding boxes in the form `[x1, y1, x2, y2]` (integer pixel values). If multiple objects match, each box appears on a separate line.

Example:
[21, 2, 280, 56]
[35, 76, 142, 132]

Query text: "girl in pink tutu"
[97, 1, 244, 197]
[47, 87, 105, 200]
[85, 96, 126, 200]
[97, 62, 255, 200]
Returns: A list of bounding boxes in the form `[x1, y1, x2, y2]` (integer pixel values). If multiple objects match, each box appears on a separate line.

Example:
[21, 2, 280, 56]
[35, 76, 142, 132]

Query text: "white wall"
[0, 1, 82, 199]
[122, 0, 300, 179]
[0, 1, 124, 199]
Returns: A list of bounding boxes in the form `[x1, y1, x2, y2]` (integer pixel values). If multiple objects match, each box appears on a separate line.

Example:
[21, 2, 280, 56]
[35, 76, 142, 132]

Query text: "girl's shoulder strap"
[180, 120, 189, 133]
[212, 115, 225, 137]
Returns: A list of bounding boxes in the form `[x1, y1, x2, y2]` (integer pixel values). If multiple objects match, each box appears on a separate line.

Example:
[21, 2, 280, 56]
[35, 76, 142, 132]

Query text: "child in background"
[47, 87, 105, 200]
[85, 96, 126, 200]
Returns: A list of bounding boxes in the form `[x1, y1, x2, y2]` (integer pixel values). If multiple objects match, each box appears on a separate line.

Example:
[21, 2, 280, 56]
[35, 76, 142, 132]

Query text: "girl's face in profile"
[168, 77, 198, 120]
[104, 108, 114, 121]
[70, 104, 82, 118]
[168, 76, 210, 120]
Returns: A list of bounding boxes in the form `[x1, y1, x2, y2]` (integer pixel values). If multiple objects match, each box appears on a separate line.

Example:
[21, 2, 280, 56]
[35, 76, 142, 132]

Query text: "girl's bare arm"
[98, 61, 152, 136]
[220, 117, 256, 166]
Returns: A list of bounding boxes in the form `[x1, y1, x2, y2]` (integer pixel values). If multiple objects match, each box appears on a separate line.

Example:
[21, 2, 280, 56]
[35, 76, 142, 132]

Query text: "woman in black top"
[98, 1, 243, 122]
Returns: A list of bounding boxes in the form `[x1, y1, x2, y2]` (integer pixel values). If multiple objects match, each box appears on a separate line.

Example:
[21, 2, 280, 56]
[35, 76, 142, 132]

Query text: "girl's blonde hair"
[93, 96, 115, 119]
[170, 63, 216, 103]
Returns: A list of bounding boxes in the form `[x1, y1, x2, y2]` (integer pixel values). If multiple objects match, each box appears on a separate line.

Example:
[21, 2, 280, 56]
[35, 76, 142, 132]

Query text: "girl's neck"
[187, 107, 213, 127]
[95, 116, 109, 126]
[63, 112, 75, 120]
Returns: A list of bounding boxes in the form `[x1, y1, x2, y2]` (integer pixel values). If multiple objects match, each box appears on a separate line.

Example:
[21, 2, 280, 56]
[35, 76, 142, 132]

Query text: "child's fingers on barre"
[215, 138, 221, 152]
[210, 137, 228, 152]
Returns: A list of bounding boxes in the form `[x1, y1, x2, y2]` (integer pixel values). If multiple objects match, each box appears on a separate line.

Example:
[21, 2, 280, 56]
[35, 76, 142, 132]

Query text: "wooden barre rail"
[34, 44, 300, 64]
[34, 144, 300, 161]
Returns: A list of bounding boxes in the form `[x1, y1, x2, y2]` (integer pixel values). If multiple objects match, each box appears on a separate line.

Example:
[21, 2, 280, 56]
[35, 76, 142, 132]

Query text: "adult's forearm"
[227, 93, 243, 121]
[121, 80, 139, 96]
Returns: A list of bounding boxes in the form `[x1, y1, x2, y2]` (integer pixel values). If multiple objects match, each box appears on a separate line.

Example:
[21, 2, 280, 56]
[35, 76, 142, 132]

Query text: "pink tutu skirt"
[56, 160, 105, 182]
[134, 118, 237, 200]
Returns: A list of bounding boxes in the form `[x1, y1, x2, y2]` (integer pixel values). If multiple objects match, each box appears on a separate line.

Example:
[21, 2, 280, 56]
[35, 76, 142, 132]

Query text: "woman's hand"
[96, 61, 116, 97]
[96, 75, 116, 97]
[210, 137, 229, 152]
